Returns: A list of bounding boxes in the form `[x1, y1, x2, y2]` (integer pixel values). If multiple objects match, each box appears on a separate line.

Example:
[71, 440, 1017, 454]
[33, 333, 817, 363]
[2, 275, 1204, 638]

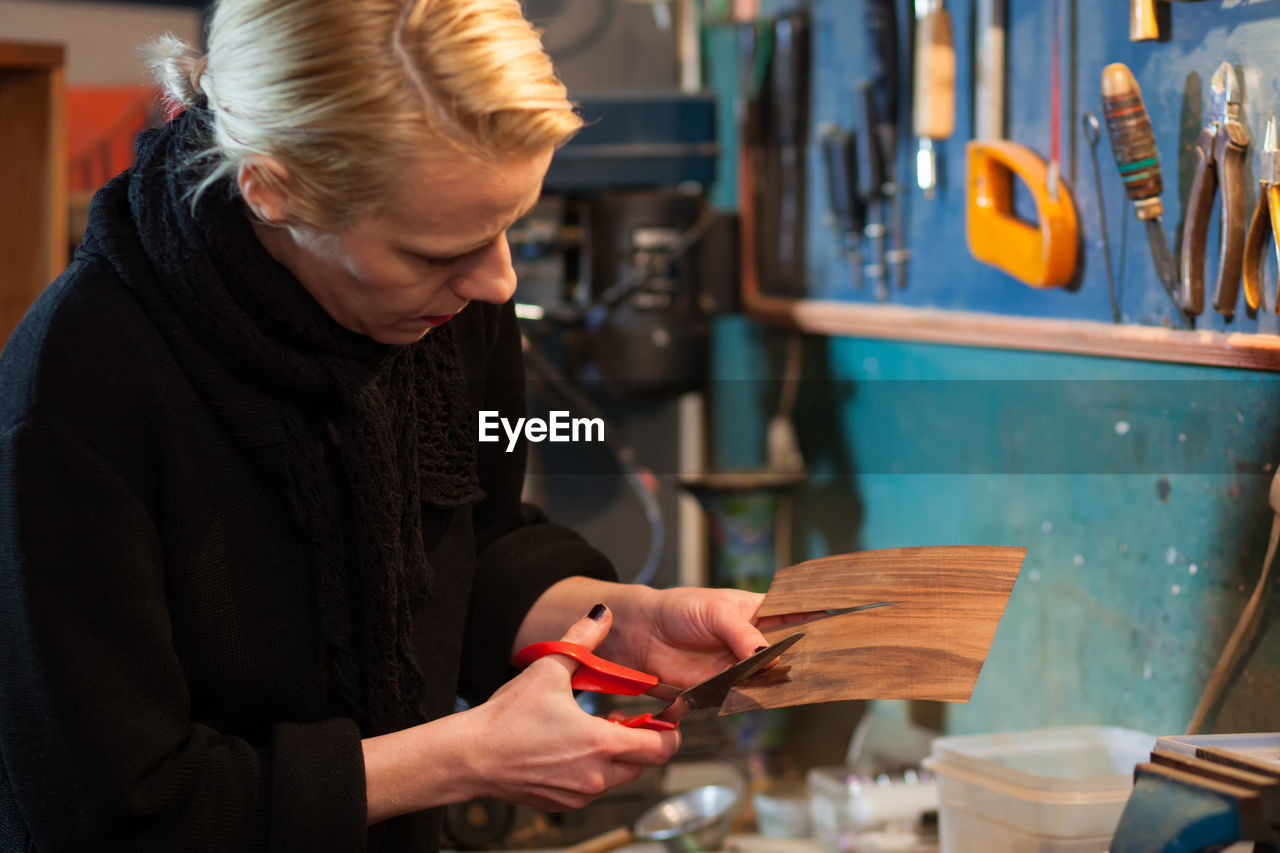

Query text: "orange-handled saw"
[965, 0, 1077, 289]
[966, 141, 1079, 288]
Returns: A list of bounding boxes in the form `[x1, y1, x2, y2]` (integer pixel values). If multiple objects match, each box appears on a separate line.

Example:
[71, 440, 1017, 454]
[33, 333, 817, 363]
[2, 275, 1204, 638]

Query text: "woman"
[0, 1, 773, 850]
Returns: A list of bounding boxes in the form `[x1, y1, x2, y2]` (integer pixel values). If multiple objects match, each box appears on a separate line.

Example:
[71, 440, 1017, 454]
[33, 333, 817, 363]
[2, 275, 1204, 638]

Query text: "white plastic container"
[922, 726, 1155, 852]
[807, 767, 938, 850]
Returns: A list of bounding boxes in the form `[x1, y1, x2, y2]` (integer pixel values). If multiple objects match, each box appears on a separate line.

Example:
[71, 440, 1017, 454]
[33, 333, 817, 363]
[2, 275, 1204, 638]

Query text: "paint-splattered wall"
[706, 0, 1280, 738]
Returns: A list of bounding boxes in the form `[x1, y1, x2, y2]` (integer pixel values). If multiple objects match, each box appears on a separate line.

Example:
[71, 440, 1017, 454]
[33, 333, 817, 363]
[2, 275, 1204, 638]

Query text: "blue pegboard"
[703, 0, 1280, 739]
[790, 0, 1280, 334]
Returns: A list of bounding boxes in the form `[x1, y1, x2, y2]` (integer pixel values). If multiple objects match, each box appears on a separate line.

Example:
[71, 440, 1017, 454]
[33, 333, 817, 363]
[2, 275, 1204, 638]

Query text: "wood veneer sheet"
[721, 545, 1026, 713]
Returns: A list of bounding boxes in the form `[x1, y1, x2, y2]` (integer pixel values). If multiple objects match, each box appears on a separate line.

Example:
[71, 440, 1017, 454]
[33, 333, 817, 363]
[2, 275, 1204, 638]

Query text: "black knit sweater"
[0, 115, 614, 852]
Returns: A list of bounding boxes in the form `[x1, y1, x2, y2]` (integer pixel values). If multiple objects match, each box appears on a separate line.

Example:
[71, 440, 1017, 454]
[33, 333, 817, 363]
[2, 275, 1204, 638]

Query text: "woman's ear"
[237, 157, 293, 225]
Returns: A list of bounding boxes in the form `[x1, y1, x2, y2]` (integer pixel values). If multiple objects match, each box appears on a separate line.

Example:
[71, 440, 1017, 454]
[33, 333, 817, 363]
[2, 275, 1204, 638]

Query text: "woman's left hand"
[599, 586, 775, 689]
[517, 578, 811, 690]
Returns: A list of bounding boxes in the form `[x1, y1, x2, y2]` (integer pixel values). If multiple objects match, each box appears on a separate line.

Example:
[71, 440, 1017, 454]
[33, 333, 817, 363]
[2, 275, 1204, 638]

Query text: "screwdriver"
[820, 123, 866, 290]
[861, 0, 906, 293]
[1100, 62, 1192, 328]
[1083, 112, 1120, 323]
[856, 82, 889, 300]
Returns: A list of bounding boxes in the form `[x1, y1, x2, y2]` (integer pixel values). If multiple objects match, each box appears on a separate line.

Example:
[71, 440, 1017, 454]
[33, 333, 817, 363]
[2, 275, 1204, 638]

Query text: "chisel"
[771, 10, 811, 296]
[1100, 62, 1192, 327]
[1130, 0, 1207, 42]
[912, 0, 955, 200]
[1129, 0, 1158, 40]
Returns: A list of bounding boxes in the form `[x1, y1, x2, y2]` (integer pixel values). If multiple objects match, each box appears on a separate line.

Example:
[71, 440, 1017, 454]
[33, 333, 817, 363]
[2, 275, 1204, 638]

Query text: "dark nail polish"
[754, 645, 768, 653]
[588, 603, 607, 621]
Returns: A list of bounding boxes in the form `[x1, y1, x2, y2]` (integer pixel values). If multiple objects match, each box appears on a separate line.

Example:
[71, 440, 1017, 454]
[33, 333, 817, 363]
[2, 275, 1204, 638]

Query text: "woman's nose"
[447, 235, 517, 304]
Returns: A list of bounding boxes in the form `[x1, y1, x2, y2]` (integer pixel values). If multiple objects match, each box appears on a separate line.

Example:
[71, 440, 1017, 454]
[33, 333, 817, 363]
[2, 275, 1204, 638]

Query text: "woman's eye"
[413, 237, 500, 268]
[417, 252, 465, 268]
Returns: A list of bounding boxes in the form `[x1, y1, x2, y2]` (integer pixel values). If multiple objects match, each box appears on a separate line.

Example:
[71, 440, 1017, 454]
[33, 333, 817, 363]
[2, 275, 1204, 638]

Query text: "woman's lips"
[422, 314, 454, 326]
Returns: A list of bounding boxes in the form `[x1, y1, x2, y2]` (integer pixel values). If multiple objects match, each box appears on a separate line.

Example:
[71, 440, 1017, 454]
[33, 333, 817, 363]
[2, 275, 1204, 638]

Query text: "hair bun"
[140, 33, 208, 109]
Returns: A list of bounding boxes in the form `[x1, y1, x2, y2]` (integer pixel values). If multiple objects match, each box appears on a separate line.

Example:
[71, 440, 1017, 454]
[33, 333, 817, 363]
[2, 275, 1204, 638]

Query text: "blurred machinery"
[513, 93, 738, 400]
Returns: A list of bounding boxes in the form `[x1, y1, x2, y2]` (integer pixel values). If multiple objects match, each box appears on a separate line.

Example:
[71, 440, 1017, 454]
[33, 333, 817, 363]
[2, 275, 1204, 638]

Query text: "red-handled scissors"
[512, 632, 804, 732]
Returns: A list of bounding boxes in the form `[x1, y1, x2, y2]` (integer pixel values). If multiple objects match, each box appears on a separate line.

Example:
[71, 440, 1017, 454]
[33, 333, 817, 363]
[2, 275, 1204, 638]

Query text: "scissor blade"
[1144, 218, 1192, 327]
[768, 600, 900, 631]
[653, 632, 804, 723]
[824, 601, 898, 617]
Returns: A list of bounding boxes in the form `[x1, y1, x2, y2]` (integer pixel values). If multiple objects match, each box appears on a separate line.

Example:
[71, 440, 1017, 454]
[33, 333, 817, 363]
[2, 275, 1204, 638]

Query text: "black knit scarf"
[105, 108, 483, 735]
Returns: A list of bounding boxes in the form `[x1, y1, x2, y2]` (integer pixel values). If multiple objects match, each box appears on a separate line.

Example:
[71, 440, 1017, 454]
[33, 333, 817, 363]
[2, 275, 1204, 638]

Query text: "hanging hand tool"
[973, 0, 1005, 142]
[1099, 62, 1192, 327]
[1082, 112, 1121, 323]
[857, 81, 891, 300]
[1130, 0, 1158, 40]
[770, 10, 811, 297]
[912, 0, 955, 200]
[1244, 113, 1280, 314]
[512, 632, 804, 728]
[819, 123, 866, 290]
[1047, 0, 1063, 202]
[857, 0, 907, 295]
[966, 0, 1077, 288]
[1130, 0, 1208, 42]
[1181, 61, 1249, 317]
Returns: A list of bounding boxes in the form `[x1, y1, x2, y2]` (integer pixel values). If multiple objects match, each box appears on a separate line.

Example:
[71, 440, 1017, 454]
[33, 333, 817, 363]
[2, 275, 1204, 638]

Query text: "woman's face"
[260, 146, 553, 345]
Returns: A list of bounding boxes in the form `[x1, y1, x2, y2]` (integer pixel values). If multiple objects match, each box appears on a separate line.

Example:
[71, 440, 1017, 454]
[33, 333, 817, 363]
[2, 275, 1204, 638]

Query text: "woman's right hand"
[362, 605, 680, 823]
[455, 604, 681, 811]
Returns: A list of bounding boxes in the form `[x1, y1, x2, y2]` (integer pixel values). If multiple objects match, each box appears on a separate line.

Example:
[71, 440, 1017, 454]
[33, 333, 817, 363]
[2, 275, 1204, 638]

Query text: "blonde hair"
[142, 0, 582, 228]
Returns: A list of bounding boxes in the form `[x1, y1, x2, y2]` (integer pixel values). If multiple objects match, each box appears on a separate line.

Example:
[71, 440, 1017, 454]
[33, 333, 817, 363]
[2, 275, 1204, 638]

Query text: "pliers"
[1181, 62, 1250, 317]
[1244, 113, 1280, 314]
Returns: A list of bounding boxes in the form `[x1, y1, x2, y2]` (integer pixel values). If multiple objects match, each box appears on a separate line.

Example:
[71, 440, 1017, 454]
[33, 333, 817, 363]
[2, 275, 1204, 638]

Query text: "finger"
[561, 603, 612, 647]
[610, 725, 681, 765]
[522, 759, 653, 811]
[534, 603, 614, 679]
[610, 761, 645, 787]
[714, 605, 771, 661]
[696, 593, 771, 661]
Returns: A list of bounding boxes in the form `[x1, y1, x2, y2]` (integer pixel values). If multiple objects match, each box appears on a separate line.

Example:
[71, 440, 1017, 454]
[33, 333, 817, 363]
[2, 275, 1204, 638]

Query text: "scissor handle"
[513, 641, 659, 696]
[609, 712, 678, 732]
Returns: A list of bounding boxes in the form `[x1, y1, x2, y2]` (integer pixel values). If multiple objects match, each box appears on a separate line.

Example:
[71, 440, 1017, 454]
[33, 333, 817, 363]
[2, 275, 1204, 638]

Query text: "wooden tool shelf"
[0, 41, 67, 347]
[745, 295, 1280, 373]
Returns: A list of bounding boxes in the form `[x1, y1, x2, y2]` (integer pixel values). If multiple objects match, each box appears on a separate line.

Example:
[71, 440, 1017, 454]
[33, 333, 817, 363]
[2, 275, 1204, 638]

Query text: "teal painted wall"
[705, 0, 1280, 737]
[711, 319, 1279, 737]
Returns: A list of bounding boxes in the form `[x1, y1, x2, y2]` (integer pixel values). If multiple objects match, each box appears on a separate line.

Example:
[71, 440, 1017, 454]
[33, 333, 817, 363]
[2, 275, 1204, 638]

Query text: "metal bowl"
[634, 785, 741, 853]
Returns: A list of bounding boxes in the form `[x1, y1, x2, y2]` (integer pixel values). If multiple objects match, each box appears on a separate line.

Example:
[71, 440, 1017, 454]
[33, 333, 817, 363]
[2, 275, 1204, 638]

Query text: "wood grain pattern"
[721, 546, 1025, 712]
